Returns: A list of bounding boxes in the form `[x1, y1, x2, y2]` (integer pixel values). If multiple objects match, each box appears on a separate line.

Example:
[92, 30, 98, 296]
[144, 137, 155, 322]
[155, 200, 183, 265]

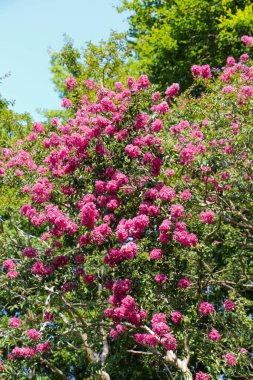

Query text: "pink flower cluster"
[199, 210, 215, 224]
[64, 77, 77, 91]
[195, 372, 211, 380]
[191, 65, 212, 79]
[208, 328, 221, 341]
[223, 299, 236, 311]
[165, 83, 179, 99]
[241, 35, 253, 47]
[105, 242, 138, 266]
[198, 302, 215, 316]
[224, 353, 237, 366]
[135, 313, 177, 351]
[105, 280, 146, 327]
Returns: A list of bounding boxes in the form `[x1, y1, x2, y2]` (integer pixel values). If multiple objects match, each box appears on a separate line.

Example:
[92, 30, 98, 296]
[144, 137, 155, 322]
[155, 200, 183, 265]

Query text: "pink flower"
[171, 311, 183, 325]
[80, 202, 99, 228]
[191, 65, 212, 79]
[208, 328, 221, 341]
[61, 97, 73, 108]
[125, 144, 141, 159]
[137, 74, 150, 90]
[226, 56, 235, 66]
[199, 302, 215, 315]
[151, 313, 167, 324]
[223, 299, 236, 311]
[154, 274, 167, 284]
[134, 333, 159, 347]
[178, 277, 191, 289]
[161, 333, 177, 350]
[165, 83, 180, 98]
[6, 271, 19, 278]
[150, 119, 163, 133]
[44, 311, 54, 322]
[9, 317, 22, 328]
[13, 346, 36, 359]
[180, 190, 191, 201]
[199, 211, 215, 224]
[170, 204, 185, 218]
[241, 35, 253, 47]
[3, 259, 16, 270]
[150, 249, 163, 260]
[159, 186, 176, 202]
[195, 372, 211, 380]
[64, 77, 77, 91]
[239, 348, 248, 355]
[27, 329, 42, 340]
[22, 247, 39, 258]
[36, 342, 51, 352]
[152, 322, 170, 336]
[240, 53, 249, 63]
[224, 353, 237, 366]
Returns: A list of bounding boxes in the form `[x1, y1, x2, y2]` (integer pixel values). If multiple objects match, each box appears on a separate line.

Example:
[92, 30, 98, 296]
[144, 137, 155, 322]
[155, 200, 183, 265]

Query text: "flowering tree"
[0, 37, 252, 380]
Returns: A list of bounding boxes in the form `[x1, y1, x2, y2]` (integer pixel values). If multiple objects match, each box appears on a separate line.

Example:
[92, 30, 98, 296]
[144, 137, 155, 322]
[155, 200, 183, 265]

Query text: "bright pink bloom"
[154, 273, 167, 284]
[178, 277, 191, 289]
[226, 56, 235, 66]
[161, 333, 177, 350]
[150, 249, 163, 260]
[27, 329, 42, 340]
[125, 144, 141, 158]
[180, 190, 191, 201]
[241, 35, 253, 47]
[199, 302, 215, 315]
[65, 77, 77, 91]
[6, 271, 19, 278]
[9, 317, 21, 328]
[3, 259, 16, 270]
[224, 353, 237, 366]
[36, 342, 51, 352]
[134, 333, 159, 347]
[171, 311, 183, 325]
[61, 97, 73, 108]
[165, 83, 180, 98]
[199, 211, 215, 224]
[191, 65, 212, 79]
[224, 299, 236, 311]
[208, 328, 221, 341]
[195, 372, 211, 380]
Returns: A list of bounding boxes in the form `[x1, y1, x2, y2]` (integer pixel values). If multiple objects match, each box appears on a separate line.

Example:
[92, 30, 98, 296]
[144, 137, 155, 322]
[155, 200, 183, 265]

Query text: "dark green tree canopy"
[118, 0, 253, 89]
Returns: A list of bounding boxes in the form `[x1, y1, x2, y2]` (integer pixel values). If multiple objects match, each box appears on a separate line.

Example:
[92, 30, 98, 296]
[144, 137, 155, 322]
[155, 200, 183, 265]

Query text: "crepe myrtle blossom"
[154, 273, 167, 283]
[241, 35, 253, 47]
[199, 210, 215, 224]
[198, 302, 215, 315]
[9, 317, 22, 328]
[64, 77, 77, 91]
[195, 372, 211, 380]
[223, 299, 236, 311]
[178, 277, 191, 289]
[171, 311, 183, 325]
[150, 248, 163, 260]
[27, 329, 42, 340]
[208, 328, 221, 341]
[224, 353, 237, 367]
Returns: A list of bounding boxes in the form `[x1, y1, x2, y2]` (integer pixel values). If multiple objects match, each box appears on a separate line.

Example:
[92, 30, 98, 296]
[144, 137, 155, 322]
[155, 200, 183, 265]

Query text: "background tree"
[118, 0, 253, 90]
[49, 32, 135, 97]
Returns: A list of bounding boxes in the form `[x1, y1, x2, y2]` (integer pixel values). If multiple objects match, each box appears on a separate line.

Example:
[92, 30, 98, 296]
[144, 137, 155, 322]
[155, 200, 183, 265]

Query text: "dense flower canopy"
[0, 37, 252, 380]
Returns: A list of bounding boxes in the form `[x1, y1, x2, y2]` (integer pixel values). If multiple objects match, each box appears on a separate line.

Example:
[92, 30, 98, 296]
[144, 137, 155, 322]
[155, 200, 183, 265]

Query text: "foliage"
[0, 39, 252, 380]
[49, 32, 134, 97]
[118, 0, 253, 90]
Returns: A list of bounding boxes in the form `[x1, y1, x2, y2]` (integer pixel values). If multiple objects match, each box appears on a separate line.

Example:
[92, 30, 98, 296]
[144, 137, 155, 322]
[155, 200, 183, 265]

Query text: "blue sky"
[0, 0, 128, 119]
